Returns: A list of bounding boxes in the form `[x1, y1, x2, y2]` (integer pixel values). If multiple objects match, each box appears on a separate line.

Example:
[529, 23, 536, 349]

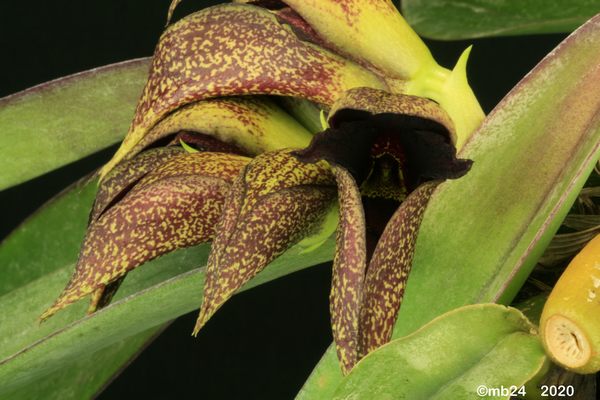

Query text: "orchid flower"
[42, 1, 482, 375]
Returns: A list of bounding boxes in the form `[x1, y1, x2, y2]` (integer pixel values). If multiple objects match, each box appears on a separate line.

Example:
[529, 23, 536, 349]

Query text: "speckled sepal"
[357, 181, 438, 359]
[101, 3, 385, 178]
[125, 97, 313, 162]
[328, 178, 438, 374]
[40, 152, 250, 321]
[193, 150, 336, 334]
[329, 165, 367, 374]
[92, 147, 185, 222]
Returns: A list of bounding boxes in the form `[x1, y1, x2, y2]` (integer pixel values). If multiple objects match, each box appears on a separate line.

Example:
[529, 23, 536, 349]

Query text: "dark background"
[0, 1, 568, 398]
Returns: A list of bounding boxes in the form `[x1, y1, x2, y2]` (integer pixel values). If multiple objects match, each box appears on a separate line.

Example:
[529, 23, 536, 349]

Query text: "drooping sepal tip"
[166, 0, 183, 26]
[192, 150, 336, 337]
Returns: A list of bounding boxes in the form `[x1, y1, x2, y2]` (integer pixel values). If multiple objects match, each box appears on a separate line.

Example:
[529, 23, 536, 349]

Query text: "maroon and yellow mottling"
[127, 97, 312, 160]
[357, 181, 438, 358]
[131, 152, 249, 193]
[166, 0, 183, 25]
[329, 165, 367, 375]
[40, 152, 250, 320]
[101, 3, 385, 178]
[294, 89, 468, 373]
[92, 147, 184, 221]
[193, 150, 336, 334]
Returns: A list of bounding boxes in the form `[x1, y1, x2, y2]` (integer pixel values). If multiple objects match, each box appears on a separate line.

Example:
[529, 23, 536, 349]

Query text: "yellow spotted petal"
[358, 181, 438, 359]
[329, 165, 368, 375]
[193, 150, 336, 334]
[126, 97, 313, 162]
[166, 0, 183, 25]
[101, 3, 386, 179]
[40, 152, 250, 321]
[92, 147, 184, 221]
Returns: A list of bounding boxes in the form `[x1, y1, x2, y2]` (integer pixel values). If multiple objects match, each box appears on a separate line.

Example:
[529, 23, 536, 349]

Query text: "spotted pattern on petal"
[241, 150, 334, 206]
[166, 0, 183, 25]
[357, 181, 439, 358]
[130, 97, 312, 159]
[101, 3, 385, 178]
[132, 152, 250, 194]
[40, 153, 249, 321]
[193, 150, 336, 334]
[329, 164, 367, 375]
[92, 147, 184, 221]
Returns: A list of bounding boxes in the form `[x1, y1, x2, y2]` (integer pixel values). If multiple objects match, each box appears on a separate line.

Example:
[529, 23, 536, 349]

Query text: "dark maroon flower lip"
[294, 88, 473, 197]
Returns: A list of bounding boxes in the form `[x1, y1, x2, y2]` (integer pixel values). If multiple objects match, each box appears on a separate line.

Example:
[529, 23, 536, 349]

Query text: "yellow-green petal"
[283, 0, 432, 79]
[282, 0, 485, 145]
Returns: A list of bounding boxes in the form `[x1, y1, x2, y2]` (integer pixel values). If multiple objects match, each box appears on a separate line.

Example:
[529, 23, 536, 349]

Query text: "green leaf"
[0, 179, 165, 398]
[332, 304, 547, 400]
[1, 326, 162, 400]
[298, 14, 600, 398]
[0, 58, 149, 190]
[402, 0, 600, 40]
[0, 177, 335, 395]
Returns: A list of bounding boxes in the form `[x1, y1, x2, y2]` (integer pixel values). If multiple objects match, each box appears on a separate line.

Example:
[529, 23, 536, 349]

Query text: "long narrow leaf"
[0, 179, 165, 398]
[0, 238, 334, 394]
[0, 58, 149, 190]
[402, 0, 600, 40]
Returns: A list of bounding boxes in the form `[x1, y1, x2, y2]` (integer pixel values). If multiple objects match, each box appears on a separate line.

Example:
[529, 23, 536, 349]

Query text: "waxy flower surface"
[42, 0, 482, 374]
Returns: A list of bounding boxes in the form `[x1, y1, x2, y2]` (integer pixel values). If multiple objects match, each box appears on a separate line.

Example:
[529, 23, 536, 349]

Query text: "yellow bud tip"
[543, 314, 591, 370]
